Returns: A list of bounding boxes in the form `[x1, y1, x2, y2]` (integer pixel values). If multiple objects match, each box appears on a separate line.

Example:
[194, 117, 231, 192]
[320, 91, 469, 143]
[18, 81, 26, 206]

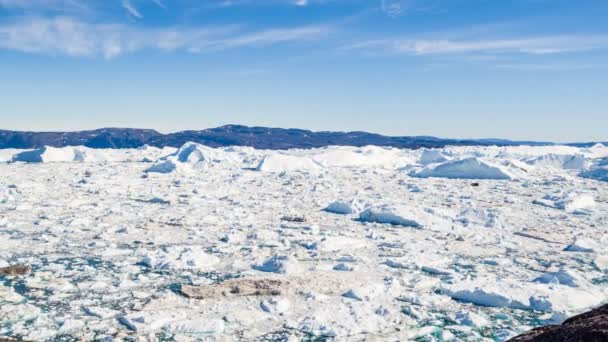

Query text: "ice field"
[1, 142, 608, 341]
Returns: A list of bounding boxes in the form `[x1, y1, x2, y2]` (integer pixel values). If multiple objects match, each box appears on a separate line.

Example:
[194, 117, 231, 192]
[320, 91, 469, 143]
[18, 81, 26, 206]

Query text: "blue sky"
[0, 0, 607, 142]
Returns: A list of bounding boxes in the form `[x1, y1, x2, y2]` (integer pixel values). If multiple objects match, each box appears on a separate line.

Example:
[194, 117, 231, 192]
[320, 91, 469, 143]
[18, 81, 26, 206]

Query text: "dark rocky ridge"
[0, 128, 160, 149]
[510, 304, 608, 341]
[0, 125, 602, 150]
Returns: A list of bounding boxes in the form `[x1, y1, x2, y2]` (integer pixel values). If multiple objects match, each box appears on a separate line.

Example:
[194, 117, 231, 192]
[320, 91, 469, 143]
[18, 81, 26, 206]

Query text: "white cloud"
[345, 35, 608, 56]
[0, 16, 330, 58]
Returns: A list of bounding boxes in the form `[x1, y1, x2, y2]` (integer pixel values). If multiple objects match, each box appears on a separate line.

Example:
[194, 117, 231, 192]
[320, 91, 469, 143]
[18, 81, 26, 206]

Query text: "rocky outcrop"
[510, 304, 608, 341]
[0, 125, 561, 150]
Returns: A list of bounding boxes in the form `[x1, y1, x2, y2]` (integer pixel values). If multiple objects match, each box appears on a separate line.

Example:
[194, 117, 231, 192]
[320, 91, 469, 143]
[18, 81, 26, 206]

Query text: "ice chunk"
[146, 142, 237, 173]
[323, 201, 354, 215]
[260, 297, 291, 313]
[323, 199, 368, 215]
[140, 247, 220, 271]
[10, 146, 106, 163]
[580, 166, 608, 183]
[455, 311, 489, 328]
[119, 311, 188, 332]
[342, 289, 363, 301]
[333, 263, 354, 271]
[0, 303, 41, 323]
[359, 205, 425, 228]
[532, 269, 583, 288]
[455, 208, 498, 228]
[442, 278, 603, 313]
[564, 237, 599, 253]
[83, 306, 118, 319]
[166, 319, 225, 334]
[145, 160, 177, 174]
[418, 149, 449, 165]
[252, 255, 299, 274]
[341, 283, 384, 302]
[526, 154, 589, 170]
[533, 193, 595, 213]
[411, 157, 514, 180]
[308, 236, 368, 252]
[594, 255, 608, 271]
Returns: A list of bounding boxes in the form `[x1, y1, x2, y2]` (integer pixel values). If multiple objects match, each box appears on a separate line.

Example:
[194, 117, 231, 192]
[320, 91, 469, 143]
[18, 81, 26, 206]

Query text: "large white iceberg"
[256, 154, 322, 172]
[411, 157, 514, 180]
[442, 278, 603, 314]
[11, 146, 105, 163]
[145, 142, 237, 173]
[526, 154, 589, 170]
[417, 149, 449, 165]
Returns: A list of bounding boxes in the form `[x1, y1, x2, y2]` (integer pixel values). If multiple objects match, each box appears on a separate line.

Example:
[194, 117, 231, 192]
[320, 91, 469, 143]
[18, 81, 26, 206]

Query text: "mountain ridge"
[0, 125, 603, 150]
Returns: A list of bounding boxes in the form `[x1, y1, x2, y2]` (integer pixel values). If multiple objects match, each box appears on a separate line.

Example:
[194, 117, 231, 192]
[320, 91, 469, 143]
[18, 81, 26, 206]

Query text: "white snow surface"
[1, 142, 608, 340]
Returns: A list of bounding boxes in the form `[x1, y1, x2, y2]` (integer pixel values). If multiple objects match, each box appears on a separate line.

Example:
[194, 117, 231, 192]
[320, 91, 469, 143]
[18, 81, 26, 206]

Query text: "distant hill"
[0, 128, 161, 149]
[0, 125, 601, 150]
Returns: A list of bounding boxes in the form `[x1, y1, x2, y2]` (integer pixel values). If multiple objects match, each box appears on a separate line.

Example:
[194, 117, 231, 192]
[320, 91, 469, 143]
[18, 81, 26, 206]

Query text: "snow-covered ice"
[0, 143, 607, 340]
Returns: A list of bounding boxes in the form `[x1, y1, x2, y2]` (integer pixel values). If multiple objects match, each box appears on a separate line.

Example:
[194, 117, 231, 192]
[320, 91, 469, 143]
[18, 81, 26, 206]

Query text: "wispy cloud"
[496, 63, 607, 71]
[218, 26, 329, 48]
[0, 16, 331, 58]
[151, 0, 166, 9]
[121, 0, 142, 19]
[0, 0, 90, 13]
[345, 35, 608, 56]
[381, 0, 414, 17]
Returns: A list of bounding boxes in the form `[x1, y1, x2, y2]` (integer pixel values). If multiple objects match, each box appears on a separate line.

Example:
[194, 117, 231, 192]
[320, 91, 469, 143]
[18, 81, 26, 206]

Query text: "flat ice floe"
[0, 143, 607, 340]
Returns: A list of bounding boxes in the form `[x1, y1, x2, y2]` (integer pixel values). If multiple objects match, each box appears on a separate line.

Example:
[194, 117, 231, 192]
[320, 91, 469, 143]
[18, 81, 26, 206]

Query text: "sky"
[0, 0, 607, 142]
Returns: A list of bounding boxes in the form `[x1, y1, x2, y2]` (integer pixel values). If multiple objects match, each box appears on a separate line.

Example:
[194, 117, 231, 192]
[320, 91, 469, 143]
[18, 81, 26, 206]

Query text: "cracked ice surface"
[0, 144, 607, 341]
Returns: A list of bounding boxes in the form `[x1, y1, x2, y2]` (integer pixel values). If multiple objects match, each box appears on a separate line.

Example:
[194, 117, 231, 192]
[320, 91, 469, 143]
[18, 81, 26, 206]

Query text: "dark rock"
[0, 265, 31, 276]
[181, 278, 288, 299]
[509, 304, 608, 341]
